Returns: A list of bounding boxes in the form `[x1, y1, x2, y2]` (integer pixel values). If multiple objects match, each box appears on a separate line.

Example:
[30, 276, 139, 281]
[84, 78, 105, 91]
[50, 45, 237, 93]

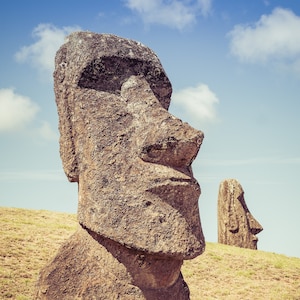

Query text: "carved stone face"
[54, 32, 205, 259]
[218, 179, 263, 249]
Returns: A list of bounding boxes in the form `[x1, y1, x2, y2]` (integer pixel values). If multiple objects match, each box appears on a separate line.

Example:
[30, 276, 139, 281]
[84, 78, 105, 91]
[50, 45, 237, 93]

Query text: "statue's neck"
[85, 225, 183, 289]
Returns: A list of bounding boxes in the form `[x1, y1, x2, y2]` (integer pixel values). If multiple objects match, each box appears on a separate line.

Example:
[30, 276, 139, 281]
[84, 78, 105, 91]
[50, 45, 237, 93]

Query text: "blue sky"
[0, 0, 299, 258]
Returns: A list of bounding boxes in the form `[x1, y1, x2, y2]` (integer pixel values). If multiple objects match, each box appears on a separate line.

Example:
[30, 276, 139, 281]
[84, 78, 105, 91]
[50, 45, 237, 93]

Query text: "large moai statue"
[35, 32, 205, 299]
[218, 178, 263, 250]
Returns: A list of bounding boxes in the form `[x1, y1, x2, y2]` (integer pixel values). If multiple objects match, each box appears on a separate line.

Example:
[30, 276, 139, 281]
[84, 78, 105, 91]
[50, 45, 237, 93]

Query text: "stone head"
[218, 178, 263, 249]
[54, 32, 205, 259]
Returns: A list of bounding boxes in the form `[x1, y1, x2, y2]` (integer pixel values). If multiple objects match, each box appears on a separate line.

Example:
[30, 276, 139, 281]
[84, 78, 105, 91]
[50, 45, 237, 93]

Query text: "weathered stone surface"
[36, 31, 205, 299]
[218, 178, 263, 249]
[36, 226, 190, 300]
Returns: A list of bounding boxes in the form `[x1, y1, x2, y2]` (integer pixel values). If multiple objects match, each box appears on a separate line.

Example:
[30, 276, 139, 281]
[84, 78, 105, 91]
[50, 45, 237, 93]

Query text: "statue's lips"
[128, 162, 201, 199]
[169, 177, 198, 184]
[148, 175, 199, 187]
[146, 176, 200, 197]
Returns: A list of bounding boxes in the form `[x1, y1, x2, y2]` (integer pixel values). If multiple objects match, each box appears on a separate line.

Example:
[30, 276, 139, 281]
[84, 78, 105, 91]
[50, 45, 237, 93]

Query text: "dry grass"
[0, 207, 77, 300]
[183, 243, 300, 299]
[1, 206, 299, 300]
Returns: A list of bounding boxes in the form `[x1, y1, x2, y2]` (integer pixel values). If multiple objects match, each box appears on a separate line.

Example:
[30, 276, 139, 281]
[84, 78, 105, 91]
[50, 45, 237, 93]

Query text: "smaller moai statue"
[218, 178, 263, 249]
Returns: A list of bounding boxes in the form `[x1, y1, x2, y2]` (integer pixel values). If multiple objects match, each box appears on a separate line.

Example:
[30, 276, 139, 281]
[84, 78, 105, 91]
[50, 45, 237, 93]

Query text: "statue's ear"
[54, 46, 79, 183]
[228, 198, 239, 233]
[55, 95, 79, 183]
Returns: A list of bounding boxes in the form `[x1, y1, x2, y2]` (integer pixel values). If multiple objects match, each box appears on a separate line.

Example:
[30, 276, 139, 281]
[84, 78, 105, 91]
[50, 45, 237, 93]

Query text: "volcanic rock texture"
[35, 32, 205, 299]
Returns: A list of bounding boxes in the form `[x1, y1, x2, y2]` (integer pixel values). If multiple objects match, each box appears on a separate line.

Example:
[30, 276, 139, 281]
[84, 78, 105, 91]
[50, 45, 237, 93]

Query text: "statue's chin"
[77, 191, 205, 260]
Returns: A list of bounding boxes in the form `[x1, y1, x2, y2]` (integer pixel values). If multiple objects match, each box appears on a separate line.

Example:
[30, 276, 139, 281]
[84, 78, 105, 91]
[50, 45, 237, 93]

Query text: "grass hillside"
[1, 207, 299, 300]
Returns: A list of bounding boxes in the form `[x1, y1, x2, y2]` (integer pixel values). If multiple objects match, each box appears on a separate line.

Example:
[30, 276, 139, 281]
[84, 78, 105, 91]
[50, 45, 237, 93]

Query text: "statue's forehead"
[223, 179, 244, 197]
[56, 32, 172, 109]
[64, 32, 157, 59]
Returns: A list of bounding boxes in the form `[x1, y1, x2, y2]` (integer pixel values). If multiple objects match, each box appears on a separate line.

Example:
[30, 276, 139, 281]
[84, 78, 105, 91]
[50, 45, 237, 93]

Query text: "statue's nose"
[140, 117, 204, 169]
[120, 74, 204, 169]
[247, 212, 263, 235]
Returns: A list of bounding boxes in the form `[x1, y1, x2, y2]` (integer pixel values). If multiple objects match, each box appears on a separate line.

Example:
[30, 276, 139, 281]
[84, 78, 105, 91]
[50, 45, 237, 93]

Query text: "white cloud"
[37, 121, 58, 141]
[228, 8, 300, 69]
[0, 88, 39, 131]
[0, 169, 65, 181]
[171, 83, 219, 125]
[124, 0, 212, 30]
[197, 0, 212, 16]
[15, 23, 81, 78]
